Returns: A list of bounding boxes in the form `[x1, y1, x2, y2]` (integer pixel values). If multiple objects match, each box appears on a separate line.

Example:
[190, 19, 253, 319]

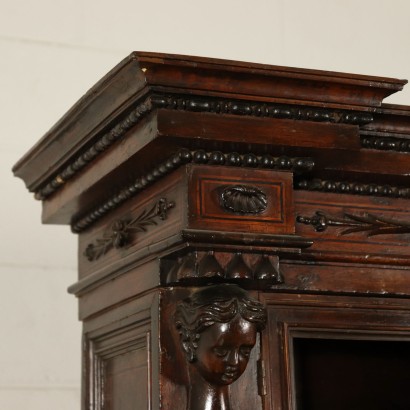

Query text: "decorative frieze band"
[296, 178, 410, 199]
[165, 251, 284, 284]
[297, 210, 410, 237]
[71, 149, 314, 233]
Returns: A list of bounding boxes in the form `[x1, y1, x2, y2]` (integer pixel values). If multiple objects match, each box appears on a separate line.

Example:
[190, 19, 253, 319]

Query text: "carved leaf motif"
[221, 185, 268, 214]
[297, 211, 410, 237]
[84, 198, 175, 261]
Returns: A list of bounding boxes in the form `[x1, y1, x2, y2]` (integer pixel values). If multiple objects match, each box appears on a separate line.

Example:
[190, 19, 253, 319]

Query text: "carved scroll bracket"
[84, 198, 174, 261]
[297, 211, 410, 237]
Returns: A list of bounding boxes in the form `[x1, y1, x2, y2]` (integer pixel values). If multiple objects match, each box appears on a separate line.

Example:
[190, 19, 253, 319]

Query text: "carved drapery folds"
[174, 284, 267, 410]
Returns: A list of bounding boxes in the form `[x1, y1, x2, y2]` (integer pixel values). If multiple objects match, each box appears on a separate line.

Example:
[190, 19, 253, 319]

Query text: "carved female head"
[175, 284, 267, 386]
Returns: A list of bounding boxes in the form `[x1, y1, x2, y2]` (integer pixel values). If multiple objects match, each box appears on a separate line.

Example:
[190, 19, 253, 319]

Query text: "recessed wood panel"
[188, 165, 294, 234]
[104, 347, 149, 410]
[85, 295, 155, 410]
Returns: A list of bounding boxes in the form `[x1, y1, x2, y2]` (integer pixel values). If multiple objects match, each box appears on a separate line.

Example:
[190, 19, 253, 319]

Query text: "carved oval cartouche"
[221, 185, 267, 214]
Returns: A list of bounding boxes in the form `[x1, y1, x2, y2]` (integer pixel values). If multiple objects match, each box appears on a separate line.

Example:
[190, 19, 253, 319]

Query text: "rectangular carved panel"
[188, 165, 294, 234]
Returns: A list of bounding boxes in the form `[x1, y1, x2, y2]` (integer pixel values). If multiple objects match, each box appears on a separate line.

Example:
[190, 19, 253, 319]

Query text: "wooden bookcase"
[14, 53, 410, 410]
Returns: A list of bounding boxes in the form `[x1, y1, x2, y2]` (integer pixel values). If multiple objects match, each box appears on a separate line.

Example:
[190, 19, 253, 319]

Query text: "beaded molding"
[35, 99, 153, 200]
[151, 95, 373, 125]
[296, 178, 410, 199]
[35, 93, 372, 200]
[361, 135, 410, 153]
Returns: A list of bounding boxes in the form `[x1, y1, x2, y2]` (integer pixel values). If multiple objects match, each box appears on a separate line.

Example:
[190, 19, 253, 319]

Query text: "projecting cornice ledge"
[13, 52, 406, 196]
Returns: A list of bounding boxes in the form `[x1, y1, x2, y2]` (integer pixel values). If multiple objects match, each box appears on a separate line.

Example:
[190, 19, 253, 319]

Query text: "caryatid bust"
[175, 284, 267, 410]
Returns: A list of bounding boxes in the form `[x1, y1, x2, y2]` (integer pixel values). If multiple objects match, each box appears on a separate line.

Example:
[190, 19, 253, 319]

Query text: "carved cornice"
[296, 178, 410, 199]
[34, 93, 371, 200]
[297, 211, 410, 237]
[35, 98, 153, 200]
[72, 149, 314, 233]
[84, 198, 174, 261]
[361, 135, 410, 153]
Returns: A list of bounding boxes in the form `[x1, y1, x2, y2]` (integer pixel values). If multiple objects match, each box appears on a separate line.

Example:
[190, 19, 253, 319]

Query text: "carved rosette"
[220, 185, 268, 214]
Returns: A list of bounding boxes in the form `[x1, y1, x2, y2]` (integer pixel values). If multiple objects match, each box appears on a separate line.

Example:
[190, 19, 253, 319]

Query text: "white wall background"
[2, 1, 410, 408]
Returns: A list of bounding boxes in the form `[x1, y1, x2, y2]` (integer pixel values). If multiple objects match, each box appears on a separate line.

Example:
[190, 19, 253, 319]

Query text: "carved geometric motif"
[164, 251, 284, 285]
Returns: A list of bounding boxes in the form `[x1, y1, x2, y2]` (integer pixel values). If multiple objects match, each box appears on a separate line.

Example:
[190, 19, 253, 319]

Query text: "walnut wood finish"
[13, 53, 410, 410]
